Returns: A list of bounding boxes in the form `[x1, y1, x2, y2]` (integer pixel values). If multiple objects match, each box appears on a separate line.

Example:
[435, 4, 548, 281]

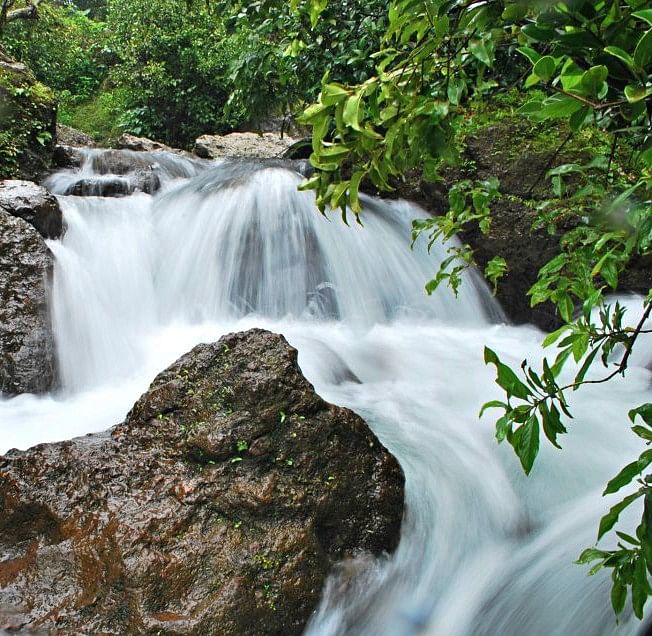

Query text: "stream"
[1, 152, 650, 635]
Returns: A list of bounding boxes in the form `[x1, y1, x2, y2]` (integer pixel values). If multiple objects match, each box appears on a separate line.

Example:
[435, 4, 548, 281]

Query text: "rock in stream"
[0, 329, 404, 635]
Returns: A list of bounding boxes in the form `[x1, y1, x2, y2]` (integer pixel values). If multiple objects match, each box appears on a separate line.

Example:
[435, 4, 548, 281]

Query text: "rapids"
[1, 151, 650, 635]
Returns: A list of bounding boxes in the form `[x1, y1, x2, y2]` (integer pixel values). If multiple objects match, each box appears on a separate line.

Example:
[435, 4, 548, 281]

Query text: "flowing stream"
[1, 152, 651, 635]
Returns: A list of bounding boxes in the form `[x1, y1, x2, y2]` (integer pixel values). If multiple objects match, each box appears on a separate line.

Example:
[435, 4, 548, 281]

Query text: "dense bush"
[216, 0, 388, 128]
[105, 0, 243, 146]
[2, 2, 109, 101]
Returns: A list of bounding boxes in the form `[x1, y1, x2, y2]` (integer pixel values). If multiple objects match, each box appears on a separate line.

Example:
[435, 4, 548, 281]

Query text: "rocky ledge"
[0, 209, 57, 394]
[0, 329, 404, 635]
[0, 180, 63, 239]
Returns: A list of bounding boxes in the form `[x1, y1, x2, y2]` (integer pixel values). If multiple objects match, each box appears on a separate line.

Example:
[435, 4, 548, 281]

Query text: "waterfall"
[1, 154, 649, 635]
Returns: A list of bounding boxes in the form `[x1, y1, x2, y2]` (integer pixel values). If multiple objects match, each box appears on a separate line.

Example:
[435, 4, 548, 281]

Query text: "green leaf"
[580, 65, 608, 97]
[611, 581, 627, 614]
[633, 10, 652, 26]
[572, 332, 589, 362]
[569, 105, 591, 131]
[573, 346, 600, 387]
[558, 294, 575, 322]
[624, 84, 652, 104]
[495, 414, 512, 443]
[543, 325, 571, 347]
[577, 547, 609, 564]
[484, 347, 533, 400]
[343, 93, 363, 131]
[598, 491, 644, 539]
[604, 46, 636, 69]
[479, 400, 508, 417]
[632, 557, 650, 619]
[349, 169, 366, 214]
[632, 426, 652, 442]
[516, 46, 541, 65]
[629, 404, 652, 425]
[321, 83, 350, 106]
[447, 78, 465, 106]
[513, 416, 540, 474]
[521, 24, 555, 42]
[469, 38, 494, 65]
[539, 401, 566, 448]
[634, 29, 652, 68]
[539, 95, 584, 120]
[533, 56, 556, 81]
[603, 452, 652, 495]
[309, 0, 327, 28]
[502, 3, 528, 21]
[485, 256, 508, 292]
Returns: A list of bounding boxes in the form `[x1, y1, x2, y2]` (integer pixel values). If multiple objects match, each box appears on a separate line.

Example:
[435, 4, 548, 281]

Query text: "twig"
[526, 131, 573, 197]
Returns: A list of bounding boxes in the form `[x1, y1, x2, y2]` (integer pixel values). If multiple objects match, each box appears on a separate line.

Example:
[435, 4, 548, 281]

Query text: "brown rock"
[0, 209, 56, 394]
[0, 329, 404, 635]
[0, 180, 63, 239]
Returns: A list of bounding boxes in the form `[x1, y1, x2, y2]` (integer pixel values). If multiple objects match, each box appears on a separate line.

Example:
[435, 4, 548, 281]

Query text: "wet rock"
[0, 180, 63, 239]
[194, 132, 296, 160]
[459, 199, 566, 331]
[87, 149, 158, 175]
[53, 143, 85, 169]
[0, 209, 56, 394]
[0, 329, 404, 635]
[63, 170, 162, 197]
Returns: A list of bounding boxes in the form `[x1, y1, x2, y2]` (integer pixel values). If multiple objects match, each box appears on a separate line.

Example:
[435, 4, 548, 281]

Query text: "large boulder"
[0, 55, 56, 181]
[55, 124, 95, 148]
[0, 209, 56, 394]
[0, 180, 63, 239]
[0, 329, 404, 634]
[194, 132, 296, 160]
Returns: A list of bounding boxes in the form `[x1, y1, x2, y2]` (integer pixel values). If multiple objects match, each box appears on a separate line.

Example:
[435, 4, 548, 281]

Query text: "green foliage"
[2, 3, 109, 101]
[62, 86, 129, 144]
[214, 0, 388, 126]
[105, 0, 241, 146]
[0, 64, 55, 178]
[297, 0, 652, 619]
[411, 178, 501, 296]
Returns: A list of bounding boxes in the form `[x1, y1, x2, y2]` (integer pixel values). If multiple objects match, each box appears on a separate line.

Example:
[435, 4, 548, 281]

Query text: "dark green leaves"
[598, 491, 643, 540]
[484, 347, 531, 400]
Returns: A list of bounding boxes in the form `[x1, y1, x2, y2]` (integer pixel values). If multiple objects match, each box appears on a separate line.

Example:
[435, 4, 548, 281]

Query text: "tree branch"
[5, 0, 43, 24]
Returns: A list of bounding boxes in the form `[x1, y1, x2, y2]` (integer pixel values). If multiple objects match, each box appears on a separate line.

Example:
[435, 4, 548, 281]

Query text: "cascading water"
[0, 151, 650, 635]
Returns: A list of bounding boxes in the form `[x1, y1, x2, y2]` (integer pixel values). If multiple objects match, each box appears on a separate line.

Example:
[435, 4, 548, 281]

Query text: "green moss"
[65, 87, 130, 145]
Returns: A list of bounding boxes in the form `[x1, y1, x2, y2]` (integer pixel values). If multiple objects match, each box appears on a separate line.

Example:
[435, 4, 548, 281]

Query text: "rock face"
[0, 180, 63, 239]
[0, 209, 56, 394]
[194, 132, 296, 160]
[62, 171, 161, 197]
[0, 329, 404, 635]
[56, 124, 95, 148]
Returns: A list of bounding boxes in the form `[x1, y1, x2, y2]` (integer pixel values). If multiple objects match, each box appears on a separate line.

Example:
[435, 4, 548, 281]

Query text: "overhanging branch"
[5, 0, 43, 24]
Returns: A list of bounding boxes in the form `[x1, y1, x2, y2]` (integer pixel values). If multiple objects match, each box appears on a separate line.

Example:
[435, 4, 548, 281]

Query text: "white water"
[1, 155, 650, 635]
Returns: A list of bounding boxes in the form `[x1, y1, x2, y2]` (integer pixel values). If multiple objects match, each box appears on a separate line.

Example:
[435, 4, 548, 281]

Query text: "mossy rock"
[0, 56, 56, 180]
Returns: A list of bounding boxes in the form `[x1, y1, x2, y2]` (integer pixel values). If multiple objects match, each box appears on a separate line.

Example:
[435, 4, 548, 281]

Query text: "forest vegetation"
[1, 0, 651, 622]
